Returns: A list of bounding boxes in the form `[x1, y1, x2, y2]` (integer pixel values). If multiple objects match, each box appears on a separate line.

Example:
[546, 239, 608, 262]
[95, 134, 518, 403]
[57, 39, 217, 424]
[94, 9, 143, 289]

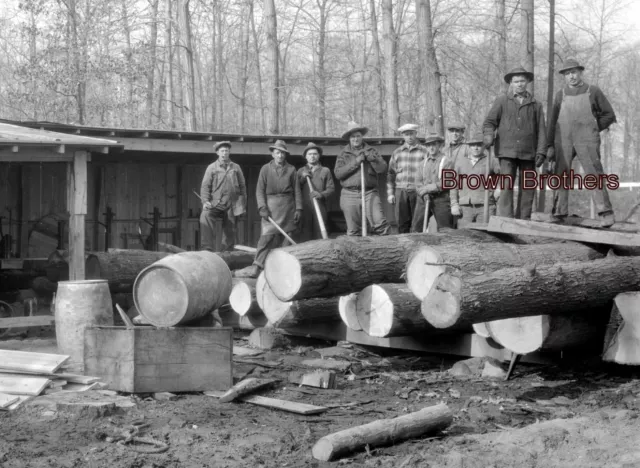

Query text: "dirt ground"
[1, 335, 639, 468]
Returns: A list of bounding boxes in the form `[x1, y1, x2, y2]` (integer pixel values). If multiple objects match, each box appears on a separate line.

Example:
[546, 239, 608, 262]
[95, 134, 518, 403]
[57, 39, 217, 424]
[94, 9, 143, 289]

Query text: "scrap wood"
[0, 374, 51, 396]
[234, 358, 282, 368]
[219, 378, 279, 403]
[300, 359, 351, 371]
[232, 346, 263, 357]
[0, 395, 33, 411]
[0, 392, 19, 409]
[106, 422, 169, 454]
[0, 349, 69, 374]
[204, 390, 328, 415]
[0, 370, 101, 385]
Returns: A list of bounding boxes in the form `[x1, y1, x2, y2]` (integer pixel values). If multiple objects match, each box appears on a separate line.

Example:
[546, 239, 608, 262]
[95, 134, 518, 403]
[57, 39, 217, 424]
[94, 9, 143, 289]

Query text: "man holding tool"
[199, 141, 247, 252]
[298, 142, 335, 241]
[234, 140, 302, 278]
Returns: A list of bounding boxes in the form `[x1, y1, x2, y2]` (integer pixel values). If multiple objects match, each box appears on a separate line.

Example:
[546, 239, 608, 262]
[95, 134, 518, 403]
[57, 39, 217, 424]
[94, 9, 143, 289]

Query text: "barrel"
[55, 280, 114, 370]
[133, 251, 233, 327]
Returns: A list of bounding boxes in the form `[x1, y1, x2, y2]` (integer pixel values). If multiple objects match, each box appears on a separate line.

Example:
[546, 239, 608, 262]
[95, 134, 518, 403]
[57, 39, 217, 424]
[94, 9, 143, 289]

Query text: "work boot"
[598, 211, 615, 228]
[233, 264, 260, 278]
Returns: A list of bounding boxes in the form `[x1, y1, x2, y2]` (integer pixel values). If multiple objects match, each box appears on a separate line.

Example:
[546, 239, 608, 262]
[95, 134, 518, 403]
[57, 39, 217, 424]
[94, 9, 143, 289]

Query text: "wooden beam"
[68, 151, 88, 280]
[176, 165, 188, 249]
[18, 165, 28, 257]
[0, 148, 75, 162]
[477, 216, 640, 247]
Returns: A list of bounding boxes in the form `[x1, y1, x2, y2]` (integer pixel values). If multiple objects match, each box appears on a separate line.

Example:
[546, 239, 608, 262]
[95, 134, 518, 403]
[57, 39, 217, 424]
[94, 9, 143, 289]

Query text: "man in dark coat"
[483, 66, 547, 220]
[297, 142, 335, 241]
[199, 141, 247, 251]
[234, 140, 302, 278]
[445, 122, 470, 165]
[547, 58, 617, 227]
[335, 122, 389, 236]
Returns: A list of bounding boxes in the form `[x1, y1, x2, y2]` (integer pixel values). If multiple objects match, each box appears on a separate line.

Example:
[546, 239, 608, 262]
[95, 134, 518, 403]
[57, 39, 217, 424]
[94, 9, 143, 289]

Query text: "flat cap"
[214, 141, 232, 151]
[398, 123, 419, 133]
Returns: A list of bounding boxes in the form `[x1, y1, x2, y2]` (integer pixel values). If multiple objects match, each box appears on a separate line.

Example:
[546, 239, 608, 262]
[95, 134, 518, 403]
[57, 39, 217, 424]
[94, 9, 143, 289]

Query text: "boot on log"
[229, 279, 259, 317]
[603, 292, 640, 364]
[264, 230, 501, 302]
[338, 293, 361, 331]
[421, 257, 640, 329]
[406, 242, 603, 301]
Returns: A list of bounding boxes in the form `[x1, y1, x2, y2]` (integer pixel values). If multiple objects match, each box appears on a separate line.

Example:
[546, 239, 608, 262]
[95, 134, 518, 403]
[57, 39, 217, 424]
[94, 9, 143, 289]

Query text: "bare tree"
[520, 0, 534, 94]
[382, 0, 399, 135]
[264, 0, 280, 134]
[417, 0, 444, 135]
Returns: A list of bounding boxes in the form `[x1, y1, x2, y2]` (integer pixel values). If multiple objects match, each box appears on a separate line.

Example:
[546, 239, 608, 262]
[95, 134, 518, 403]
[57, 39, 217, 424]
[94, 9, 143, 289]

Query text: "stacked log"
[602, 293, 640, 364]
[229, 279, 259, 317]
[338, 293, 360, 331]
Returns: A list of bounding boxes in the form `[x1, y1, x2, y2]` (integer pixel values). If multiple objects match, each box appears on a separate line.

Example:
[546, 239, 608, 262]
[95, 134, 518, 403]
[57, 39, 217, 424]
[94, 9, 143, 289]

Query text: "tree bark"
[422, 257, 640, 329]
[238, 0, 252, 132]
[264, 0, 280, 134]
[181, 0, 197, 131]
[147, 0, 160, 127]
[229, 278, 259, 317]
[218, 305, 269, 330]
[339, 293, 361, 331]
[520, 0, 534, 94]
[250, 6, 266, 132]
[262, 292, 340, 329]
[496, 0, 507, 93]
[369, 0, 385, 136]
[264, 230, 502, 302]
[166, 0, 176, 128]
[406, 242, 604, 301]
[417, 0, 444, 134]
[381, 0, 399, 135]
[602, 292, 640, 364]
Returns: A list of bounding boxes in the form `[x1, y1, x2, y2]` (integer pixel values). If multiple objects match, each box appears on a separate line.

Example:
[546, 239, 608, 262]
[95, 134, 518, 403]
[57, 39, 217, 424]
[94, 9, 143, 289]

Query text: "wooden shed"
[0, 119, 403, 256]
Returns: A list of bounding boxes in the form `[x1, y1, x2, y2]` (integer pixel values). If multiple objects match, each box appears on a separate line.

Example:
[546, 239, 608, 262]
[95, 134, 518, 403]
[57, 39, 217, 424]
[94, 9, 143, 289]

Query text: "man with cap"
[450, 132, 502, 228]
[387, 123, 429, 233]
[415, 133, 455, 231]
[482, 66, 547, 220]
[335, 122, 389, 236]
[547, 58, 617, 227]
[199, 141, 247, 252]
[235, 140, 302, 278]
[297, 142, 335, 241]
[445, 123, 470, 165]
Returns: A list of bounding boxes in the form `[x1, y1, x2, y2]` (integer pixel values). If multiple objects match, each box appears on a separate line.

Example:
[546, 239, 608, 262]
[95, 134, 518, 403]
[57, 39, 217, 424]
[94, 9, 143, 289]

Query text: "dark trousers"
[413, 192, 453, 232]
[498, 158, 536, 220]
[199, 208, 237, 251]
[253, 233, 293, 268]
[340, 188, 389, 236]
[395, 188, 420, 233]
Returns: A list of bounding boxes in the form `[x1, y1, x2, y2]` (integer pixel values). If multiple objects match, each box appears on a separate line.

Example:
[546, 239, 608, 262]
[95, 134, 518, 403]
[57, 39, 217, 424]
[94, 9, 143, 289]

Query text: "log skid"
[338, 293, 361, 331]
[229, 279, 258, 317]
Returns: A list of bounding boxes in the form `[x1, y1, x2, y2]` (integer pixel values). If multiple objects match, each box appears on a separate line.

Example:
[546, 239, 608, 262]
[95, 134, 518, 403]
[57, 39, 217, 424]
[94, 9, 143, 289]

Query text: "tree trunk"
[218, 305, 269, 330]
[339, 293, 361, 331]
[182, 0, 197, 131]
[238, 0, 251, 132]
[121, 0, 134, 126]
[406, 242, 604, 301]
[166, 0, 176, 128]
[147, 0, 160, 127]
[312, 403, 452, 462]
[315, 0, 328, 136]
[422, 257, 640, 329]
[229, 278, 259, 317]
[520, 0, 534, 94]
[262, 292, 340, 329]
[622, 111, 631, 175]
[417, 0, 444, 134]
[264, 230, 502, 302]
[264, 0, 280, 134]
[602, 292, 640, 364]
[381, 0, 399, 135]
[369, 0, 385, 136]
[250, 6, 266, 132]
[496, 0, 507, 93]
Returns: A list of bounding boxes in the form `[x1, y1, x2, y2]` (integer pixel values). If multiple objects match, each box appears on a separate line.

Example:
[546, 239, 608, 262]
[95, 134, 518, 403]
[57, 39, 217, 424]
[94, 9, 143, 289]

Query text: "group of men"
[199, 58, 617, 278]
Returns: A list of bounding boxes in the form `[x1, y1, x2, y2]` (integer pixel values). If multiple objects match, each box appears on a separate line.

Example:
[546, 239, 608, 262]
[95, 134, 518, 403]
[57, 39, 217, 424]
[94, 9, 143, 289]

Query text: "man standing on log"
[547, 58, 617, 227]
[450, 133, 502, 227]
[335, 122, 390, 236]
[199, 141, 247, 252]
[445, 123, 470, 165]
[387, 123, 429, 233]
[482, 66, 547, 220]
[297, 142, 335, 241]
[415, 134, 455, 231]
[234, 140, 302, 278]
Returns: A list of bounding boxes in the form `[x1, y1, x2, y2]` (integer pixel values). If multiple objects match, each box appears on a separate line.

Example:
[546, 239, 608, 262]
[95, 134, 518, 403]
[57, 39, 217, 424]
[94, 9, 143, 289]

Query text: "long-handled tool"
[483, 147, 492, 223]
[422, 196, 431, 233]
[361, 162, 367, 237]
[306, 176, 328, 239]
[267, 216, 297, 245]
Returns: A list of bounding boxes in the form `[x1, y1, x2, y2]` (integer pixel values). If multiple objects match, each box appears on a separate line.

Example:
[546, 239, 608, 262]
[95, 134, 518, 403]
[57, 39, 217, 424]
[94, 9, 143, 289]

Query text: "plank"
[0, 395, 33, 411]
[0, 316, 55, 328]
[0, 392, 19, 409]
[0, 349, 69, 373]
[233, 346, 263, 357]
[530, 212, 640, 233]
[478, 216, 640, 247]
[239, 395, 328, 415]
[0, 370, 100, 384]
[0, 374, 51, 396]
[58, 382, 100, 392]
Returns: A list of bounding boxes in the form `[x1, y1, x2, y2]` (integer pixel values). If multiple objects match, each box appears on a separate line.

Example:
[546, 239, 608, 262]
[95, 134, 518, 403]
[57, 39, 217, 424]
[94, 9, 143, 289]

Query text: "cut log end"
[356, 285, 393, 338]
[264, 249, 302, 301]
[312, 439, 336, 462]
[472, 322, 491, 338]
[406, 247, 445, 301]
[261, 282, 293, 326]
[421, 274, 462, 329]
[486, 316, 550, 354]
[256, 272, 267, 310]
[338, 293, 361, 331]
[229, 281, 253, 316]
[603, 292, 640, 365]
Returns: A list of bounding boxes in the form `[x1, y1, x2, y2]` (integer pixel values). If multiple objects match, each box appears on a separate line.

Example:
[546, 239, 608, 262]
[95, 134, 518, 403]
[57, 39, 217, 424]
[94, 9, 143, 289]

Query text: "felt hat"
[558, 58, 585, 75]
[268, 140, 290, 154]
[424, 133, 445, 145]
[341, 121, 369, 140]
[302, 142, 323, 157]
[397, 123, 419, 133]
[446, 123, 466, 131]
[213, 141, 232, 152]
[504, 66, 534, 84]
[466, 133, 484, 145]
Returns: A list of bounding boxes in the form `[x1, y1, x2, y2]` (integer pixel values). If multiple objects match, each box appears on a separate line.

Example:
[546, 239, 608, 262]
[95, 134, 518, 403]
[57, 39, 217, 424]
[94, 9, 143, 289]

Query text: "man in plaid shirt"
[387, 124, 429, 233]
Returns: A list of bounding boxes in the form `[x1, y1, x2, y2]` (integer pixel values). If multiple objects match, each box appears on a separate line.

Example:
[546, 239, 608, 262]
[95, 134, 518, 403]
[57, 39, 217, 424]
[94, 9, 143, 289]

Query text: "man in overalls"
[547, 58, 617, 227]
[297, 142, 335, 241]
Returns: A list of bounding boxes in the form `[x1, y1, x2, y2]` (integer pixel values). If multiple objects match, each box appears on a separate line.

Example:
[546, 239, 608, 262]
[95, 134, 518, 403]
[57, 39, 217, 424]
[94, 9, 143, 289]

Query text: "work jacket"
[418, 151, 455, 197]
[387, 142, 428, 197]
[450, 152, 501, 206]
[334, 143, 387, 191]
[200, 160, 247, 215]
[256, 160, 302, 235]
[298, 165, 335, 201]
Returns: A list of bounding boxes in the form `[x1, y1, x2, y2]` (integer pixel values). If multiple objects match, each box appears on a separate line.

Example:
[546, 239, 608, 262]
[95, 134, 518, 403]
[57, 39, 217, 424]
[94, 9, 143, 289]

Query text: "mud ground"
[1, 335, 639, 468]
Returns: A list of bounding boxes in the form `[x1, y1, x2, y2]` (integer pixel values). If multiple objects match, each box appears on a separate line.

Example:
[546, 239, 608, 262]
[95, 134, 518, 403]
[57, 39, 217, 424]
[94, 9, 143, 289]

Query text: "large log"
[421, 256, 640, 329]
[229, 279, 259, 317]
[217, 306, 269, 330]
[406, 242, 603, 301]
[356, 283, 468, 338]
[264, 230, 502, 302]
[602, 293, 640, 364]
[312, 403, 453, 462]
[338, 293, 361, 331]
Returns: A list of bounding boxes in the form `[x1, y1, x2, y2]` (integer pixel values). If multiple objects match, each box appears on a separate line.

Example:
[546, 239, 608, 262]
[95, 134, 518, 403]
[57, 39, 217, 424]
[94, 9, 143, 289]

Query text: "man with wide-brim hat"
[387, 123, 429, 233]
[297, 142, 335, 241]
[449, 132, 502, 228]
[414, 133, 455, 231]
[235, 139, 302, 278]
[335, 121, 389, 236]
[445, 122, 470, 166]
[547, 58, 617, 227]
[482, 66, 547, 220]
[199, 140, 247, 252]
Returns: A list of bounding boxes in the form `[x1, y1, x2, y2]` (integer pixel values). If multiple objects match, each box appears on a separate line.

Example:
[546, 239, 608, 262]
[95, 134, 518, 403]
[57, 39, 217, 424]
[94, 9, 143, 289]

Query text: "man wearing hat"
[445, 123, 470, 165]
[547, 58, 617, 227]
[415, 133, 455, 231]
[387, 123, 429, 233]
[297, 142, 335, 241]
[199, 141, 247, 252]
[482, 66, 547, 220]
[235, 140, 302, 278]
[450, 133, 502, 227]
[335, 122, 389, 236]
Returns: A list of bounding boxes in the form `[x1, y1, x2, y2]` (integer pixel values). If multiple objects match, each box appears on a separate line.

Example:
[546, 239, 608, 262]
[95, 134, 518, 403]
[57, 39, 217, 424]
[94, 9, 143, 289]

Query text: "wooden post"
[68, 151, 88, 280]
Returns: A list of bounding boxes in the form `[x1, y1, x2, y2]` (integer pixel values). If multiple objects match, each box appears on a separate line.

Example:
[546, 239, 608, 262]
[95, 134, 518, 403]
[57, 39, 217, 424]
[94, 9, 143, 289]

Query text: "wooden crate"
[84, 326, 233, 393]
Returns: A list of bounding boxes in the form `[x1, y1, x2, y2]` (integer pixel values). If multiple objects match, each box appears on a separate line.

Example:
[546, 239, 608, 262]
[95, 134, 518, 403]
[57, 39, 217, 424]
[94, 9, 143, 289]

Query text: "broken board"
[0, 349, 68, 374]
[0, 392, 19, 409]
[0, 374, 51, 396]
[204, 390, 327, 415]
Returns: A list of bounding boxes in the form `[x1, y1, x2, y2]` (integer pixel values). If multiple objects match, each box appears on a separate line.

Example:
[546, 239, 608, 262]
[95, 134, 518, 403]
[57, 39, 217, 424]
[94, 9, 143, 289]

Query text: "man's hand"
[482, 134, 493, 151]
[424, 183, 439, 195]
[356, 153, 366, 164]
[301, 169, 311, 179]
[535, 153, 546, 168]
[203, 201, 213, 210]
[387, 195, 396, 205]
[258, 207, 270, 220]
[451, 204, 462, 217]
[547, 146, 556, 163]
[294, 210, 302, 224]
[310, 190, 322, 199]
[365, 152, 377, 162]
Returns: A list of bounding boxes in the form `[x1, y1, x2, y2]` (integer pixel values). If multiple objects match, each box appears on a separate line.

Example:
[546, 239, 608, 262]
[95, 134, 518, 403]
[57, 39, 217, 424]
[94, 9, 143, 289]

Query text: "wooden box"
[84, 326, 233, 393]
